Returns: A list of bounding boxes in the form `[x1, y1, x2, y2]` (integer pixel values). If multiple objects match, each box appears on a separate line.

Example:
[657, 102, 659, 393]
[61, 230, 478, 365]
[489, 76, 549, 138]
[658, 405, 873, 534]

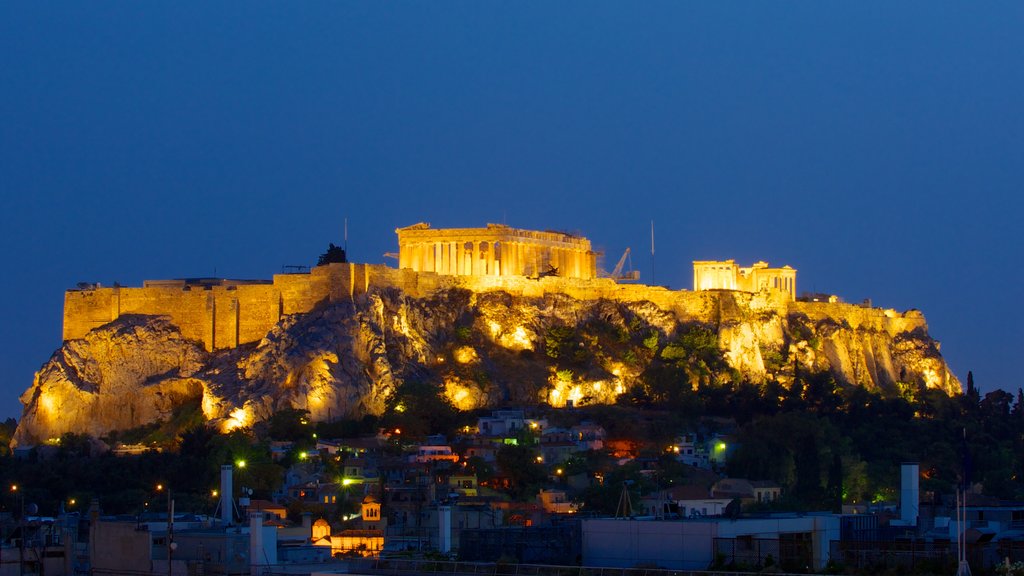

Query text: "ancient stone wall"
[62, 263, 925, 352]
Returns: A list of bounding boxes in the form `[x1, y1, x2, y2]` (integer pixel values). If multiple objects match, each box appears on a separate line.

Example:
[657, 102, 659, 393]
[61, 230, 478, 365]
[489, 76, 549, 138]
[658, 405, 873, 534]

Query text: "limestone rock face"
[14, 288, 961, 445]
[15, 315, 209, 445]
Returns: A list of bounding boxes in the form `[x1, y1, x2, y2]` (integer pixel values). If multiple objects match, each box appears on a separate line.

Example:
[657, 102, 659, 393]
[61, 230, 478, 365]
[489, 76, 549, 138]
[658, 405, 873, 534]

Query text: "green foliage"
[0, 418, 16, 457]
[0, 423, 285, 516]
[495, 443, 546, 498]
[316, 243, 347, 266]
[577, 461, 657, 515]
[544, 325, 577, 360]
[382, 379, 467, 438]
[760, 345, 786, 371]
[642, 332, 660, 351]
[266, 408, 314, 442]
[454, 325, 473, 343]
[315, 415, 380, 439]
[997, 561, 1024, 576]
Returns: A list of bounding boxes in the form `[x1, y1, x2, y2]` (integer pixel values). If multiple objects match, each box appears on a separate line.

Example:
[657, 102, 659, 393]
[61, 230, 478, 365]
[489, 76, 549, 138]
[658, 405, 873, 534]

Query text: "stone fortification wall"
[63, 264, 925, 352]
[790, 301, 928, 337]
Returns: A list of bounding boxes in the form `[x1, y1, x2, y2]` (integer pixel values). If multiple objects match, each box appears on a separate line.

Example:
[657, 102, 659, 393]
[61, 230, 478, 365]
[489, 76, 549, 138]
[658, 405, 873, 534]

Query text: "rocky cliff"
[13, 287, 960, 446]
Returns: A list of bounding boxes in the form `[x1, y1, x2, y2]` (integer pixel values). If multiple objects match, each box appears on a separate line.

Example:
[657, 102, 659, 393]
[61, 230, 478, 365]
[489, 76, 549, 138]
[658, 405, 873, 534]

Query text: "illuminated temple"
[693, 260, 797, 301]
[396, 222, 598, 280]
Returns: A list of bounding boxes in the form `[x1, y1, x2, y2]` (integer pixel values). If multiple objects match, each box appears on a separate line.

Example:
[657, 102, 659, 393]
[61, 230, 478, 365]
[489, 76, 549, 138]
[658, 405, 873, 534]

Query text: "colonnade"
[693, 260, 797, 301]
[399, 239, 594, 279]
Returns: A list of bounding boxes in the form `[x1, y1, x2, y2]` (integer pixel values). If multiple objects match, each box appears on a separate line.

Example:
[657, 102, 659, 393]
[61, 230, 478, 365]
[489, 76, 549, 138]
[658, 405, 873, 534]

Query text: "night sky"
[2, 2, 1022, 420]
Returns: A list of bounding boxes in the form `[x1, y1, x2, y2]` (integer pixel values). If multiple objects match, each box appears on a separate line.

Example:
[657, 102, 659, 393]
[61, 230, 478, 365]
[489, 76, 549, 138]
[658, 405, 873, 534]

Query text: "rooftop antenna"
[650, 220, 655, 286]
[615, 481, 634, 518]
[956, 427, 972, 576]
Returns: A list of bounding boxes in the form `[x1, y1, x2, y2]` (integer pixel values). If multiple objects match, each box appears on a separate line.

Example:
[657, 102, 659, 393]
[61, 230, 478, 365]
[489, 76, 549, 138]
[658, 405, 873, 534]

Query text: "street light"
[10, 484, 24, 576]
[156, 484, 175, 576]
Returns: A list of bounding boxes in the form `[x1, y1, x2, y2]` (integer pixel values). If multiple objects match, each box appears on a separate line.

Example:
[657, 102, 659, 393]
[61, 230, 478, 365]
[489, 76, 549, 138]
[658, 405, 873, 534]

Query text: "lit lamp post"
[156, 484, 176, 576]
[11, 484, 24, 576]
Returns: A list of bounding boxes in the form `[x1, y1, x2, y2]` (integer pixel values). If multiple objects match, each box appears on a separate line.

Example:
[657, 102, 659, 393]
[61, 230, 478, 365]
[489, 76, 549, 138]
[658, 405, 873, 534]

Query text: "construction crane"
[608, 248, 640, 282]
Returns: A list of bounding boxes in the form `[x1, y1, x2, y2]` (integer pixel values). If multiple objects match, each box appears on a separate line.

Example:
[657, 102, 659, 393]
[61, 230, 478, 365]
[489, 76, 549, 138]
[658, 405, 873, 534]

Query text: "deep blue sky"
[2, 2, 1022, 420]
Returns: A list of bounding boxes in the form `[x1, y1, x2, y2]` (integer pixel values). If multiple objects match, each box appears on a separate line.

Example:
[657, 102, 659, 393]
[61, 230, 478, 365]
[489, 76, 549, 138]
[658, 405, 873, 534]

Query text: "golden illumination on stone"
[453, 346, 479, 365]
[396, 223, 598, 279]
[484, 320, 535, 351]
[223, 405, 252, 432]
[509, 326, 532, 349]
[548, 387, 561, 405]
[693, 260, 796, 301]
[568, 385, 583, 405]
[443, 377, 484, 411]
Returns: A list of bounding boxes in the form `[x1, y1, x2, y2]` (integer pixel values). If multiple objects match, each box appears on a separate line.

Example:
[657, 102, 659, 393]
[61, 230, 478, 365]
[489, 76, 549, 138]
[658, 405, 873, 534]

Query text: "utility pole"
[168, 488, 174, 576]
[650, 220, 655, 286]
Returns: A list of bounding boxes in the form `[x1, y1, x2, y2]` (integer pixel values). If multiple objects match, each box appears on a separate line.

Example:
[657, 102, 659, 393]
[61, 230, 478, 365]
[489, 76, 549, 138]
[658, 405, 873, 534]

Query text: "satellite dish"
[26, 503, 39, 515]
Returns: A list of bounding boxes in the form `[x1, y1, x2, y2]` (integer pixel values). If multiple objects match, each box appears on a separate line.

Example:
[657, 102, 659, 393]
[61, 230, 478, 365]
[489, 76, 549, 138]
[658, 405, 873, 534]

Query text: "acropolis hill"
[16, 223, 960, 445]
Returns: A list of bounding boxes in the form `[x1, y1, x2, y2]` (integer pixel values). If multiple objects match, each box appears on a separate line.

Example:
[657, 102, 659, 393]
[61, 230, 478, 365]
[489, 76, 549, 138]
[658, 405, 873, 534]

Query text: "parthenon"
[396, 223, 598, 280]
[693, 260, 797, 301]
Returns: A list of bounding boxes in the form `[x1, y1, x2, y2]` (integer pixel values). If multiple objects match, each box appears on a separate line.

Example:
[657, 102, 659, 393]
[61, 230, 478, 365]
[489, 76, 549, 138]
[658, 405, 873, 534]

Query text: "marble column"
[486, 242, 495, 276]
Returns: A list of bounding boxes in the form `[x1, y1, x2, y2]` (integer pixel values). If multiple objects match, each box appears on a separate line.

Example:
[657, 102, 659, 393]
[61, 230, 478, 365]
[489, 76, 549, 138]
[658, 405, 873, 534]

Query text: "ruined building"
[693, 260, 797, 301]
[396, 222, 597, 279]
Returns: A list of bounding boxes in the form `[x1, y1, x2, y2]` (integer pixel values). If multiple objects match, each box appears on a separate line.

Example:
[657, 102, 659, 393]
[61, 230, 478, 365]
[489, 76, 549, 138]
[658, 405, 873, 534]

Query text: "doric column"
[472, 242, 481, 275]
[455, 242, 464, 275]
[399, 241, 409, 270]
[486, 242, 495, 275]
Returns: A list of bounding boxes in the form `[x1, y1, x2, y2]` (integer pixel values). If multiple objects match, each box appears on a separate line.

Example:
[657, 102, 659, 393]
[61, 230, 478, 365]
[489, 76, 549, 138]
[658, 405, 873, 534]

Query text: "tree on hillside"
[317, 243, 347, 266]
[495, 444, 546, 499]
